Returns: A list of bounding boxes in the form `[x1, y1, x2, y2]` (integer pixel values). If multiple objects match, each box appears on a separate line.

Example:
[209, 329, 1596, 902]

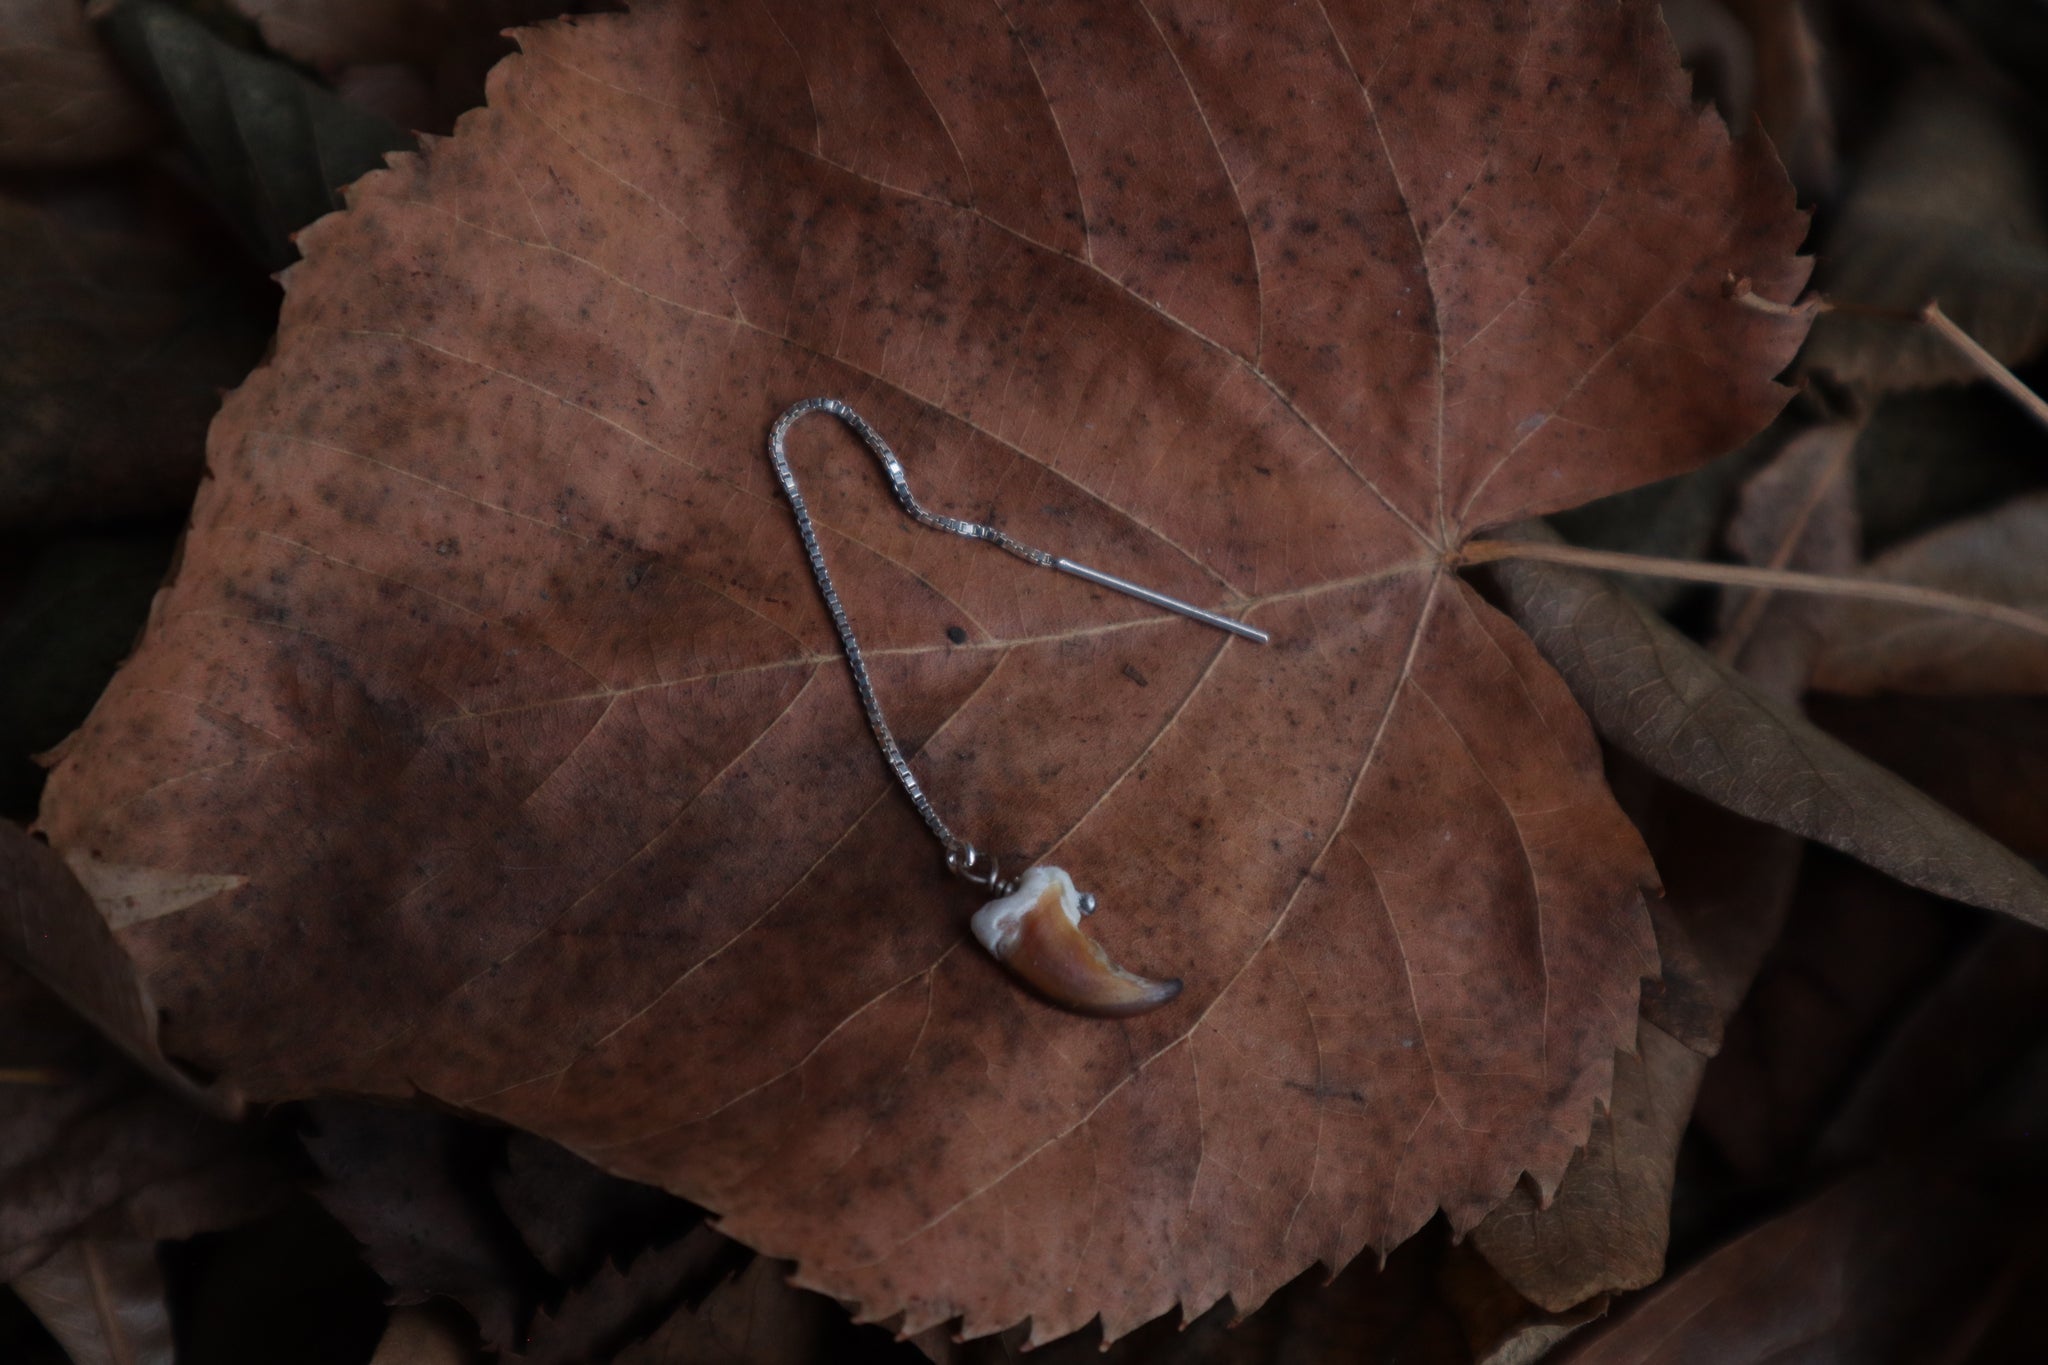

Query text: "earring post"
[1053, 558, 1270, 644]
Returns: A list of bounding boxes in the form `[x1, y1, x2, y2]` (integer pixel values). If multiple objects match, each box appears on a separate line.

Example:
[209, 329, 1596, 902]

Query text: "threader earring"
[767, 398, 1269, 1018]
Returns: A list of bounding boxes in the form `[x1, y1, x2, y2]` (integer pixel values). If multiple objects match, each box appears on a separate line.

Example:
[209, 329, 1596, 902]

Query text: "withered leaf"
[0, 0, 157, 166]
[493, 1132, 696, 1286]
[0, 998, 257, 1279]
[517, 1226, 736, 1365]
[1490, 542, 2048, 928]
[371, 1307, 479, 1365]
[919, 1230, 1462, 1365]
[1470, 426, 1848, 1314]
[10, 1236, 174, 1365]
[609, 1254, 836, 1365]
[225, 0, 611, 136]
[1690, 852, 1963, 1183]
[1551, 1127, 2048, 1365]
[93, 0, 413, 268]
[1810, 693, 2048, 861]
[301, 1100, 548, 1350]
[1800, 79, 2048, 393]
[35, 1, 1808, 1343]
[1812, 491, 2048, 695]
[0, 182, 274, 531]
[0, 832, 277, 1284]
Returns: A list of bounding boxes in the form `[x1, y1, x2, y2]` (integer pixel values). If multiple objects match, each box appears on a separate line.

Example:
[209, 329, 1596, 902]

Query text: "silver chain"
[767, 397, 1269, 895]
[767, 397, 1026, 892]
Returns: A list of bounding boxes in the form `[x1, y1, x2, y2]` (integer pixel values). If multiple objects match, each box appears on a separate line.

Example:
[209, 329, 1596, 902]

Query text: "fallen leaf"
[1811, 492, 2048, 694]
[1809, 693, 2048, 860]
[493, 1132, 697, 1286]
[1714, 421, 1860, 694]
[1550, 1114, 2048, 1364]
[226, 1, 605, 134]
[1816, 918, 2048, 1168]
[609, 1255, 835, 1365]
[0, 0, 156, 166]
[1468, 424, 1849, 1313]
[92, 0, 414, 267]
[10, 1236, 174, 1365]
[0, 535, 176, 821]
[371, 1306, 479, 1365]
[1851, 387, 2048, 555]
[0, 836, 277, 1284]
[1468, 1019, 1702, 1314]
[1436, 1243, 1607, 1365]
[1720, 0, 1833, 199]
[1800, 78, 2048, 392]
[917, 1228, 1463, 1364]
[35, 1, 1811, 1343]
[0, 810, 200, 1107]
[1488, 538, 2048, 927]
[1690, 852, 1963, 1182]
[0, 183, 274, 530]
[301, 1100, 549, 1350]
[517, 1226, 737, 1365]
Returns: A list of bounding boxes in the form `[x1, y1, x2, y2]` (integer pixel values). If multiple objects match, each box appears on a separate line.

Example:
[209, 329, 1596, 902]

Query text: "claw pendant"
[969, 866, 1182, 1018]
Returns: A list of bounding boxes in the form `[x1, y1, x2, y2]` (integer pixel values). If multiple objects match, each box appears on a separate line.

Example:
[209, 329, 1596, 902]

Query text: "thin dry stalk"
[1460, 539, 2048, 646]
[1714, 430, 1859, 662]
[1923, 301, 2048, 434]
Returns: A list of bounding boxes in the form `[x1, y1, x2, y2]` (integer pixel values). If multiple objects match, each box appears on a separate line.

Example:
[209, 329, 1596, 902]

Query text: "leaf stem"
[0, 1067, 66, 1086]
[1922, 301, 2048, 435]
[1713, 427, 1858, 663]
[1458, 539, 2048, 644]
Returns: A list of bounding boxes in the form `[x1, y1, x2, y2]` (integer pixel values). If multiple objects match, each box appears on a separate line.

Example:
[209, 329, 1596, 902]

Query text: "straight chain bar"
[767, 397, 1267, 891]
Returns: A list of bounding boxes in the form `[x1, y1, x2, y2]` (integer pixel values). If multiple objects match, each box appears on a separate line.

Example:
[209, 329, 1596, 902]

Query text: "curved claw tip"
[970, 866, 1181, 1018]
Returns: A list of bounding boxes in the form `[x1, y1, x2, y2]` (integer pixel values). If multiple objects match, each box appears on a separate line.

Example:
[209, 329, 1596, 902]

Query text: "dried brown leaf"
[1490, 541, 2048, 927]
[517, 1226, 735, 1365]
[34, 1, 1810, 1343]
[493, 1132, 695, 1286]
[1469, 1020, 1703, 1312]
[1802, 80, 2048, 392]
[918, 1230, 1464, 1365]
[1810, 693, 2048, 861]
[10, 1237, 173, 1365]
[301, 1101, 547, 1350]
[1467, 419, 1850, 1312]
[372, 1307, 480, 1365]
[1715, 420, 1860, 692]
[0, 830, 276, 1282]
[0, 180, 273, 530]
[0, 0, 155, 166]
[1812, 491, 2048, 694]
[610, 1255, 835, 1365]
[1551, 1128, 2048, 1365]
[1691, 854, 1962, 1182]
